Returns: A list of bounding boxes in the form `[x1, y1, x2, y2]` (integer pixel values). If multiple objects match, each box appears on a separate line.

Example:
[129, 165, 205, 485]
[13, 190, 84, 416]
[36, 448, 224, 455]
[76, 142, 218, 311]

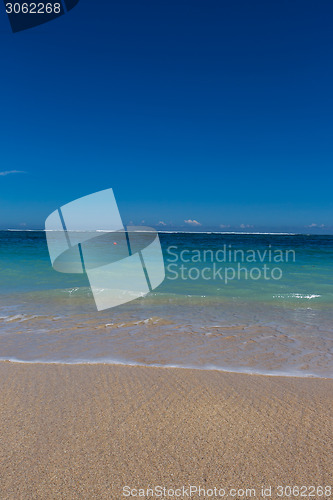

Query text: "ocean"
[0, 230, 332, 378]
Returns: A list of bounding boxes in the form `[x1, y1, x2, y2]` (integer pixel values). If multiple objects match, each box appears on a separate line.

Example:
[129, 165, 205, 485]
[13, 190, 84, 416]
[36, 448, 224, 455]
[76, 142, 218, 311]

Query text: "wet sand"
[0, 362, 332, 499]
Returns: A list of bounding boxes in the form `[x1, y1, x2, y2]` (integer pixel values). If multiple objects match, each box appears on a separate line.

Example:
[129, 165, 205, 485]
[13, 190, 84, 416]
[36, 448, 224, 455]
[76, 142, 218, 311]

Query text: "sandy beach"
[0, 362, 332, 499]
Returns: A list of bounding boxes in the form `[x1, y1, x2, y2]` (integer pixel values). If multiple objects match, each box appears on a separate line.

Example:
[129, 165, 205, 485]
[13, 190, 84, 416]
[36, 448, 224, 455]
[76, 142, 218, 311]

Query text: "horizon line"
[3, 229, 333, 236]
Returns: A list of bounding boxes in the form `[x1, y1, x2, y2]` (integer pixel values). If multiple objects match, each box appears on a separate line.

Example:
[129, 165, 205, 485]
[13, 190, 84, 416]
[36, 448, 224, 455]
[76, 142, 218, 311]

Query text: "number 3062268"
[5, 3, 62, 14]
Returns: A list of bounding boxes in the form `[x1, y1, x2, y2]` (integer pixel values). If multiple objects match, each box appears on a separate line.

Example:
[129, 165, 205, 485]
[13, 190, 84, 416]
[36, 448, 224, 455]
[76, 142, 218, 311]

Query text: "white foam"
[273, 293, 321, 300]
[0, 357, 330, 379]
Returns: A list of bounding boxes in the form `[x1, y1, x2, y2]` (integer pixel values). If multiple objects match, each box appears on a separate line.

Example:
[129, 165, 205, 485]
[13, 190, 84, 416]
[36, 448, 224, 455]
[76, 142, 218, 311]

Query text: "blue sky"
[0, 0, 333, 232]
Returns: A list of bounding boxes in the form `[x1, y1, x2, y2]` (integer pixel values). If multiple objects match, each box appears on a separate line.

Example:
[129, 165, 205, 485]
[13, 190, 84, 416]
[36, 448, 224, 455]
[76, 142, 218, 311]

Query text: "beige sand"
[0, 362, 332, 499]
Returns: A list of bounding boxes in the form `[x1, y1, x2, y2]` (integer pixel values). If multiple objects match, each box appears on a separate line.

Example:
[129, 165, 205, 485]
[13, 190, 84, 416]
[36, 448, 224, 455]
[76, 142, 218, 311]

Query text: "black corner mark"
[62, 0, 79, 12]
[3, 0, 80, 33]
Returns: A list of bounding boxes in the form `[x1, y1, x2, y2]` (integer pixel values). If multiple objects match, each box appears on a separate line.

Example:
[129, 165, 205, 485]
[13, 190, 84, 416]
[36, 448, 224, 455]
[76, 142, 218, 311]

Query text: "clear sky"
[0, 0, 332, 232]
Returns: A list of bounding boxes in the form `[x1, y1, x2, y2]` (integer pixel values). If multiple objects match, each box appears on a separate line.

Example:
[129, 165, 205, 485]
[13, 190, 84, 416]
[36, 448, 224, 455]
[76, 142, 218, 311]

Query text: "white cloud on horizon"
[240, 224, 254, 229]
[0, 170, 26, 176]
[305, 223, 326, 228]
[184, 219, 201, 226]
[158, 221, 167, 226]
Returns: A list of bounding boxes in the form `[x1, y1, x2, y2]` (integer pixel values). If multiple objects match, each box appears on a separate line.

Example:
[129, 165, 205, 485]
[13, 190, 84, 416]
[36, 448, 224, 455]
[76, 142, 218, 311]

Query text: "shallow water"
[0, 231, 332, 377]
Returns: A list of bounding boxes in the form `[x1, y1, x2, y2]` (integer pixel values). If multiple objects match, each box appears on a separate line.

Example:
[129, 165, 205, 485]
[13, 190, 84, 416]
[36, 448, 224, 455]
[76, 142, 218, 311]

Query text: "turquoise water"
[0, 231, 332, 377]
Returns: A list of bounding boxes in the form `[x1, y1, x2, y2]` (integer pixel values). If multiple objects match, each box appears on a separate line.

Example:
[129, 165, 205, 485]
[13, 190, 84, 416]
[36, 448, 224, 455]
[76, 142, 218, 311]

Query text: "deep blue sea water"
[0, 231, 332, 377]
